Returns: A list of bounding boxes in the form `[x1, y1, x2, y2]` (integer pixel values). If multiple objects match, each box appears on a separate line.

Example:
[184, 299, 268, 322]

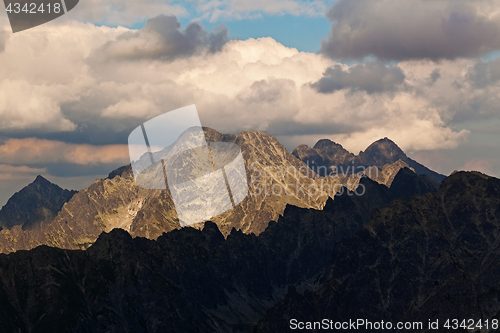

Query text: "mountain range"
[0, 128, 495, 332]
[0, 166, 444, 332]
[0, 129, 443, 253]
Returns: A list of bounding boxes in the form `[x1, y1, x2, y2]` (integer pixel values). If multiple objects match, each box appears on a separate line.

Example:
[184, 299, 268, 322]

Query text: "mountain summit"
[293, 137, 445, 182]
[0, 176, 76, 231]
[358, 137, 407, 165]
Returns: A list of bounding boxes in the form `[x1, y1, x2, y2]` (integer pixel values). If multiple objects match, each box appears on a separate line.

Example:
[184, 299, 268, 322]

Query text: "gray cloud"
[101, 15, 229, 61]
[466, 58, 500, 88]
[445, 57, 500, 123]
[238, 79, 297, 104]
[312, 61, 406, 94]
[43, 163, 126, 178]
[208, 25, 230, 53]
[267, 121, 359, 137]
[321, 0, 500, 61]
[0, 24, 474, 183]
[429, 69, 441, 85]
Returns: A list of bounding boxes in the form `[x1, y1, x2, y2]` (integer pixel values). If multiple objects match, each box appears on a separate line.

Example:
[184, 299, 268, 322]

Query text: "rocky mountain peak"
[107, 165, 132, 180]
[202, 127, 237, 143]
[313, 139, 342, 150]
[33, 175, 50, 184]
[359, 137, 406, 165]
[0, 176, 77, 230]
[294, 137, 445, 182]
[236, 130, 282, 147]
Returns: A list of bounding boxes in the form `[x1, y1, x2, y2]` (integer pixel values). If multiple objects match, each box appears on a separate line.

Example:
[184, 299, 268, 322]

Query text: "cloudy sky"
[1, 0, 500, 206]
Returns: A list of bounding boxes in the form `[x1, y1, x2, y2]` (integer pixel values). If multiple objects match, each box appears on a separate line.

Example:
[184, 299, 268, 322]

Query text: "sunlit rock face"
[0, 129, 436, 253]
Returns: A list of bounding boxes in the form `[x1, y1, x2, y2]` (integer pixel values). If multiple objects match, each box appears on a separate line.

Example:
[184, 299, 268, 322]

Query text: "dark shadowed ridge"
[254, 171, 500, 332]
